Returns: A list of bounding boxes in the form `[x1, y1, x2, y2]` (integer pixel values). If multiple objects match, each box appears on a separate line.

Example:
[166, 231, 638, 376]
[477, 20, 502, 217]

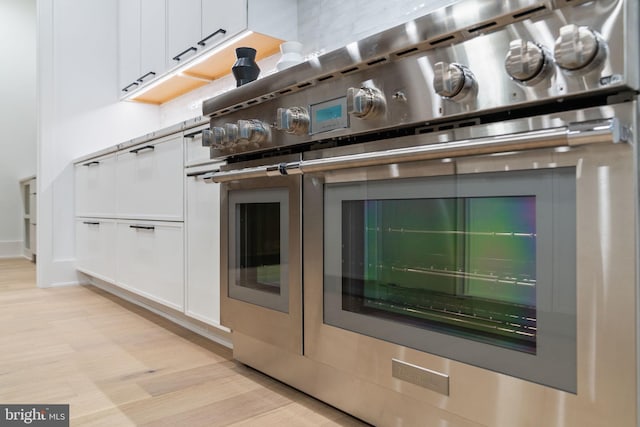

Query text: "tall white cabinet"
[185, 161, 222, 326]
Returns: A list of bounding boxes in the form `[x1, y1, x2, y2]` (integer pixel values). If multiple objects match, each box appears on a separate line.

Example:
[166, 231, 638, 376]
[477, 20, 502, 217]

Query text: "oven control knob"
[347, 87, 386, 119]
[223, 123, 239, 146]
[201, 129, 213, 147]
[238, 119, 271, 145]
[203, 127, 225, 148]
[276, 107, 310, 135]
[505, 39, 553, 85]
[554, 24, 607, 74]
[433, 62, 476, 101]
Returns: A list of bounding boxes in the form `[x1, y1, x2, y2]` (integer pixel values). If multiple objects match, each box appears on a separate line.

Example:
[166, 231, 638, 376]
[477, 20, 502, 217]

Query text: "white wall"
[37, 0, 160, 287]
[0, 0, 37, 258]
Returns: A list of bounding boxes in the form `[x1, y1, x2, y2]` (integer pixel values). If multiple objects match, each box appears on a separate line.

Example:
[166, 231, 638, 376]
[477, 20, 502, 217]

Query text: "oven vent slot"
[340, 67, 360, 75]
[246, 99, 258, 105]
[428, 35, 456, 47]
[366, 57, 388, 66]
[278, 88, 293, 95]
[512, 5, 547, 20]
[297, 82, 312, 89]
[467, 21, 497, 34]
[317, 74, 335, 82]
[233, 105, 243, 110]
[415, 118, 481, 135]
[395, 47, 419, 57]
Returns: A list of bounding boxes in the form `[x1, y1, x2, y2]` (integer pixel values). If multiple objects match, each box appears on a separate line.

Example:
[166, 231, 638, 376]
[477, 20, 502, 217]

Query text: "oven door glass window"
[228, 188, 289, 313]
[324, 168, 576, 392]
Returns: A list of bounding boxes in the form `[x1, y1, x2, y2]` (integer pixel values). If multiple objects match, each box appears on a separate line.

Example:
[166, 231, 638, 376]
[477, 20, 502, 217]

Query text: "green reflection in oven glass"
[351, 195, 537, 353]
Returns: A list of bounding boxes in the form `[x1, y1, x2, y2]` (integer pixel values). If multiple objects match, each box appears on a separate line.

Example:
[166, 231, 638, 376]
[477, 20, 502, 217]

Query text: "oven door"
[301, 106, 638, 425]
[214, 156, 302, 356]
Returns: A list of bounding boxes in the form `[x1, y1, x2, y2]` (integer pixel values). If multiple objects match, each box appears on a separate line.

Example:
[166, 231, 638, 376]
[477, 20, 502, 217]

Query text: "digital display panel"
[310, 97, 348, 134]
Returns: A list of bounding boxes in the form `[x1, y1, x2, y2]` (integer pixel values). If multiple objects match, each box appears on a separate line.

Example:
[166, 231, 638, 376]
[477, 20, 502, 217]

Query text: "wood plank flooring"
[0, 258, 367, 426]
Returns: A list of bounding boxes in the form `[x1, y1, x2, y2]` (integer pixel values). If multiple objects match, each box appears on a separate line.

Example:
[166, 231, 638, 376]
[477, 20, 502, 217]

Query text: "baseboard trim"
[86, 277, 232, 349]
[47, 281, 80, 288]
[0, 240, 23, 259]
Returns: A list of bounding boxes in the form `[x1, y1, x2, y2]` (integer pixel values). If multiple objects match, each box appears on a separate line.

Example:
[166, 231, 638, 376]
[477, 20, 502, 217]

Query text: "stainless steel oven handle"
[296, 118, 627, 174]
[209, 118, 627, 182]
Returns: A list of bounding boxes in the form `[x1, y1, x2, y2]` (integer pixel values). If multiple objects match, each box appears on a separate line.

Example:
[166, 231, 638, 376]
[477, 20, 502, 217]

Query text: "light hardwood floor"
[0, 258, 367, 426]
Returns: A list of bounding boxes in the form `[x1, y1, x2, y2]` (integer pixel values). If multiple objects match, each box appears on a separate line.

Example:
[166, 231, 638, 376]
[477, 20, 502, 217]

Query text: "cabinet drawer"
[185, 166, 222, 325]
[75, 153, 117, 217]
[184, 126, 213, 167]
[116, 221, 184, 310]
[76, 219, 117, 283]
[116, 135, 184, 221]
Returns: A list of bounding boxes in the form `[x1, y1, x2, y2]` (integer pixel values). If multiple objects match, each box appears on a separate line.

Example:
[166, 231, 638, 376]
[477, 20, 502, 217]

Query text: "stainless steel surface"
[221, 102, 639, 426]
[346, 86, 386, 119]
[433, 62, 477, 100]
[276, 107, 310, 135]
[391, 359, 450, 396]
[505, 39, 553, 85]
[554, 24, 607, 74]
[205, 1, 640, 425]
[211, 116, 625, 182]
[202, 0, 638, 160]
[218, 153, 303, 355]
[297, 102, 638, 427]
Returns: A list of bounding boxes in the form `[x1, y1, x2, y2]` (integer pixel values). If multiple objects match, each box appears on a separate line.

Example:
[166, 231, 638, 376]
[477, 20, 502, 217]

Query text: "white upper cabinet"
[201, 0, 246, 46]
[118, 0, 167, 95]
[123, 0, 297, 104]
[166, 0, 202, 64]
[167, 0, 246, 66]
[118, 0, 141, 93]
[140, 0, 166, 82]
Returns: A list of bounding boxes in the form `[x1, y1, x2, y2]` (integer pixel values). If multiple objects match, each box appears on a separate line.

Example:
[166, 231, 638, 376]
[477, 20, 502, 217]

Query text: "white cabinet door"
[201, 0, 246, 47]
[75, 153, 117, 218]
[184, 125, 214, 167]
[116, 135, 183, 221]
[140, 0, 166, 83]
[166, 0, 200, 65]
[76, 219, 117, 283]
[185, 167, 221, 326]
[118, 0, 142, 93]
[116, 221, 184, 310]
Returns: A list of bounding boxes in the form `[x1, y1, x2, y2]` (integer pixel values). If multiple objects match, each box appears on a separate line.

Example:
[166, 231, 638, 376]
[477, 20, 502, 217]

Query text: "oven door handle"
[295, 118, 628, 175]
[209, 118, 627, 182]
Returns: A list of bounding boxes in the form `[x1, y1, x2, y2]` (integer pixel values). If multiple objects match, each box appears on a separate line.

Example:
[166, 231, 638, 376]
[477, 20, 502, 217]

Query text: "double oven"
[203, 0, 639, 425]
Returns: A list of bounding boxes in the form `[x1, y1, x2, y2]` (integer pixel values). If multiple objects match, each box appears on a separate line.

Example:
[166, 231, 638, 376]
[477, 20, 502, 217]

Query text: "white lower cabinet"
[116, 134, 184, 221]
[184, 125, 212, 167]
[185, 166, 221, 326]
[76, 219, 117, 283]
[116, 221, 184, 311]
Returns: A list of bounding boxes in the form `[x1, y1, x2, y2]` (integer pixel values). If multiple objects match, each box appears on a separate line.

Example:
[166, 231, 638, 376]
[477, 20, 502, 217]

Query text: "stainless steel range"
[202, 0, 640, 425]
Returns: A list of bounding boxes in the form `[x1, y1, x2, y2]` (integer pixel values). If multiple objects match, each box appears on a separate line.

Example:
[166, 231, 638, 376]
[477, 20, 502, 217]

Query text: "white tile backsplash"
[160, 0, 460, 126]
[296, 0, 459, 55]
